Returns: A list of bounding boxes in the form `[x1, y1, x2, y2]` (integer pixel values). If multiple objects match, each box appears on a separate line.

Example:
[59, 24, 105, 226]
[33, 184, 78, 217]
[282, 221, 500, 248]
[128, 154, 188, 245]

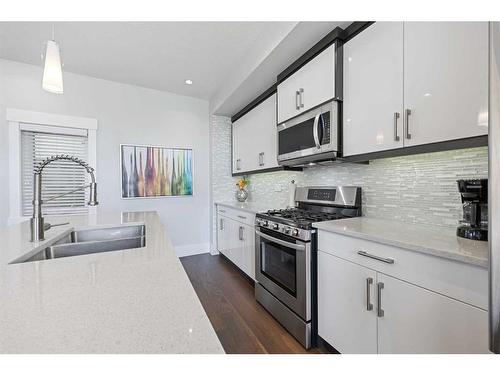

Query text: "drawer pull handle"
[357, 250, 394, 264]
[237, 215, 247, 220]
[219, 209, 226, 213]
[377, 282, 385, 317]
[366, 277, 374, 311]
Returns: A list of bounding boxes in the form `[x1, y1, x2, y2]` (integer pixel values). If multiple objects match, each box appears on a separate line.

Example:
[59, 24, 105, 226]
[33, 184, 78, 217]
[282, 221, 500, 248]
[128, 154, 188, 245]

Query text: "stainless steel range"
[254, 186, 362, 349]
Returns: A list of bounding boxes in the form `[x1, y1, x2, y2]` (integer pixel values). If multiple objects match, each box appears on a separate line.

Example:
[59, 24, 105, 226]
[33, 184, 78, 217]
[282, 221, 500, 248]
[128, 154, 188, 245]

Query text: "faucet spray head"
[88, 182, 98, 206]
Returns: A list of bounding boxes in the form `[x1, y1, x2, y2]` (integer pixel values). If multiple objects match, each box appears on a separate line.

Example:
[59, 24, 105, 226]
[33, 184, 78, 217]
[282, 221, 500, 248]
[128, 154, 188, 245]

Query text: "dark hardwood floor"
[180, 253, 329, 354]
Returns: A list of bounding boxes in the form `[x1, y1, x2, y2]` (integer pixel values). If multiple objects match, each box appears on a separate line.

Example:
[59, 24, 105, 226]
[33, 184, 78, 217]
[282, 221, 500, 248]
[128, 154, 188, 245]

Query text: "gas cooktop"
[255, 186, 362, 241]
[261, 208, 347, 227]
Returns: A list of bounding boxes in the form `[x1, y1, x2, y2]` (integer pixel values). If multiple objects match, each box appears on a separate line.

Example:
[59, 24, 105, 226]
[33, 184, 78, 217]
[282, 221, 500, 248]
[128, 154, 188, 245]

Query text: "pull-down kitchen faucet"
[31, 155, 98, 242]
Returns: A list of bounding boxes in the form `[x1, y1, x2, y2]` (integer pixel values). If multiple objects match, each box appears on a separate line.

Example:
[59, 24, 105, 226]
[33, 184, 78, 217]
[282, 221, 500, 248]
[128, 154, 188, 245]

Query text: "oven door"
[255, 227, 311, 321]
[277, 100, 337, 163]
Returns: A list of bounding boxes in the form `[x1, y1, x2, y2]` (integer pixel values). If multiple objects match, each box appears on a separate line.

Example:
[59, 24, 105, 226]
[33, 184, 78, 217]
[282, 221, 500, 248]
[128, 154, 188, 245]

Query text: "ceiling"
[0, 22, 297, 99]
[212, 21, 350, 116]
[0, 21, 351, 115]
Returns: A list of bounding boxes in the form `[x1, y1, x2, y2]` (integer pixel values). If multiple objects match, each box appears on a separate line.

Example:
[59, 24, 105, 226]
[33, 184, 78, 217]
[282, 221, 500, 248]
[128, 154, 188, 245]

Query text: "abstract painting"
[121, 144, 193, 198]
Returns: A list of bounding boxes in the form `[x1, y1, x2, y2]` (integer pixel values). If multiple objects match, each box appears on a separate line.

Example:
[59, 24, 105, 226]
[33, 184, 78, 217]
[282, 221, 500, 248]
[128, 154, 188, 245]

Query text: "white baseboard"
[209, 242, 219, 256]
[175, 242, 210, 258]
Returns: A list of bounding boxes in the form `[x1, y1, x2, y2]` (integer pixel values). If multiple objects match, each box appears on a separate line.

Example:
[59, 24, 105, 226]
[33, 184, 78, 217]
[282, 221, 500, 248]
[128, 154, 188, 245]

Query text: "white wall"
[0, 59, 210, 255]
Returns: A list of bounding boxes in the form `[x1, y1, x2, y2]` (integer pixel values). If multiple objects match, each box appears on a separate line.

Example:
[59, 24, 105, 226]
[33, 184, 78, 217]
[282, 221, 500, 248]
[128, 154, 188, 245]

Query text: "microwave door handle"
[255, 229, 306, 251]
[313, 114, 320, 149]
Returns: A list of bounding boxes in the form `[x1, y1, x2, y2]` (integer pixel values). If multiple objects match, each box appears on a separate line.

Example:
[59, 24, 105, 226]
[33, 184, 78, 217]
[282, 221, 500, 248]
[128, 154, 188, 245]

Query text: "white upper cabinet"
[232, 94, 278, 174]
[343, 22, 488, 157]
[249, 94, 278, 171]
[232, 118, 248, 173]
[403, 22, 489, 146]
[343, 22, 404, 156]
[277, 45, 336, 124]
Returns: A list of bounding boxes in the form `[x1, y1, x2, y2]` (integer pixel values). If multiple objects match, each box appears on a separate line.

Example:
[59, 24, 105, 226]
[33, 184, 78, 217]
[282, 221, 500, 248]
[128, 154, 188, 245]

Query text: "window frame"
[7, 109, 98, 225]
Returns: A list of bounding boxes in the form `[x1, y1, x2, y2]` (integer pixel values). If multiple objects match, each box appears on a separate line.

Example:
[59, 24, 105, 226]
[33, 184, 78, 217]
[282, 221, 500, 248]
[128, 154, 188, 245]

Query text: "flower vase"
[236, 187, 248, 202]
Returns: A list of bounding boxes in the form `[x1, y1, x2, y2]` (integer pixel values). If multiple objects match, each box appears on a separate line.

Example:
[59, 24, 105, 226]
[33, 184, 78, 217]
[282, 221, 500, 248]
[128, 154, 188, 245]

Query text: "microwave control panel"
[321, 112, 331, 145]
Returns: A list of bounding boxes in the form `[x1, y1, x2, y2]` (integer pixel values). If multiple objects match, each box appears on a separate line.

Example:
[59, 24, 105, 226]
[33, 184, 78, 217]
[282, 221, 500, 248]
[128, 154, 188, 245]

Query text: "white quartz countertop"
[0, 211, 224, 353]
[215, 200, 277, 214]
[313, 217, 489, 268]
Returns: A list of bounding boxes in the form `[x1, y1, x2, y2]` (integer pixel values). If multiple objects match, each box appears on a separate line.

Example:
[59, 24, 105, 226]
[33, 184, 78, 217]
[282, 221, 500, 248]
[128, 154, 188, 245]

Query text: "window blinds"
[21, 128, 89, 216]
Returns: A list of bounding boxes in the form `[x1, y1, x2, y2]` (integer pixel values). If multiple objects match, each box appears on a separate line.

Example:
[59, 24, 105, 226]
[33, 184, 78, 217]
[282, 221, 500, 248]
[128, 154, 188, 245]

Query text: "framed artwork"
[120, 144, 193, 198]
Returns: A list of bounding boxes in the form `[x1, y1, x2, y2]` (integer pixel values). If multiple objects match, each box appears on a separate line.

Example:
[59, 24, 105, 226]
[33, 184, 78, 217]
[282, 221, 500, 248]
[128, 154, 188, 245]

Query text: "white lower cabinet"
[318, 251, 378, 353]
[317, 232, 489, 354]
[377, 273, 489, 354]
[216, 206, 255, 279]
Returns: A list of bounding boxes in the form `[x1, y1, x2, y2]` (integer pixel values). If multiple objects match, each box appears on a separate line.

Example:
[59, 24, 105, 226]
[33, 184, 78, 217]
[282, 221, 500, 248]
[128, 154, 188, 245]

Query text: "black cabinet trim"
[230, 22, 374, 123]
[277, 27, 344, 84]
[231, 166, 302, 177]
[276, 22, 374, 85]
[231, 84, 277, 123]
[340, 21, 375, 43]
[342, 135, 488, 163]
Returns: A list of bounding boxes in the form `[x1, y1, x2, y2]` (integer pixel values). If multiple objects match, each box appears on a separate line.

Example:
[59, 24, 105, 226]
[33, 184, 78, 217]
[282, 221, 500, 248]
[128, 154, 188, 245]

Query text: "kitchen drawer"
[317, 230, 488, 310]
[216, 205, 255, 226]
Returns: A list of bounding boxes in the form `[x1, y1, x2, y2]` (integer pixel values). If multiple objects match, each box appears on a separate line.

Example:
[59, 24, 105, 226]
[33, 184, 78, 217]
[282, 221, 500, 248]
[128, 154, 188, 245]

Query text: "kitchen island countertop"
[0, 211, 224, 353]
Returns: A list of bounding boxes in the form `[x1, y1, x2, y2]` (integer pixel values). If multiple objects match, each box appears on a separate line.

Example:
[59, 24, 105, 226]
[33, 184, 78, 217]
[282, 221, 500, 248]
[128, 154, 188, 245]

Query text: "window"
[7, 109, 97, 225]
[21, 126, 89, 216]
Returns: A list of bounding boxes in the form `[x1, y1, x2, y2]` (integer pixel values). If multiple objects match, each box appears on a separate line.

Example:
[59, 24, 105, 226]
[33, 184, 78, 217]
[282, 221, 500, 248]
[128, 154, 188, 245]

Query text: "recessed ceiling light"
[185, 79, 193, 85]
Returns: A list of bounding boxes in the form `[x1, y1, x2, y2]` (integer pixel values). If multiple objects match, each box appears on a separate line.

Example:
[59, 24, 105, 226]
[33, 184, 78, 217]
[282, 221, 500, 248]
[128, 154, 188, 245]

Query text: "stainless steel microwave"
[277, 100, 338, 166]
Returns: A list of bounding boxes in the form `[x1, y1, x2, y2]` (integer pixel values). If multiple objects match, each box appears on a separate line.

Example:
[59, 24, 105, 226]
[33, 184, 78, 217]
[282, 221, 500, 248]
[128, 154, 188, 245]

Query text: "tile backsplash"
[302, 147, 488, 227]
[210, 115, 488, 231]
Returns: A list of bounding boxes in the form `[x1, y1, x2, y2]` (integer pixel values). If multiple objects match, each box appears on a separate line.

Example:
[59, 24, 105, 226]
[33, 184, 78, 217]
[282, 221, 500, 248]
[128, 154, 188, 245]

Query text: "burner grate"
[265, 208, 344, 223]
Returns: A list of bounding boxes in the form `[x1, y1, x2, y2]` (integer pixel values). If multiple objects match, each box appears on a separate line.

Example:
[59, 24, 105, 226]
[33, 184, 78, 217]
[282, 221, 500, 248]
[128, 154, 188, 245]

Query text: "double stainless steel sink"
[12, 224, 146, 264]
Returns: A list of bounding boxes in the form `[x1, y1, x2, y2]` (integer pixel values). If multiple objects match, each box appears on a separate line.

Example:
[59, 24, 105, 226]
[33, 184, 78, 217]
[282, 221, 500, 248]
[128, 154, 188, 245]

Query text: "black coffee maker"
[457, 179, 488, 241]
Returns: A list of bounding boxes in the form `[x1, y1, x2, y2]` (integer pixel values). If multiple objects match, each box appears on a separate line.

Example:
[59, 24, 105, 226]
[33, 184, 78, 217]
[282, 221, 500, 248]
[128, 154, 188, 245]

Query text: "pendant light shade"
[42, 40, 64, 94]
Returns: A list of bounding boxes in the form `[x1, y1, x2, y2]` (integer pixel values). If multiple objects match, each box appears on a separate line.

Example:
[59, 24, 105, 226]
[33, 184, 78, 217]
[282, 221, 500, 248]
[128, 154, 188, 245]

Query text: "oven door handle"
[255, 230, 306, 251]
[312, 113, 321, 149]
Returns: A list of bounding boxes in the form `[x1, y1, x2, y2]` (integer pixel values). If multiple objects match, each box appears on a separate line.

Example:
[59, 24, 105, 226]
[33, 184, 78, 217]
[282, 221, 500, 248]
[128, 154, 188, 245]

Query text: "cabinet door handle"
[258, 152, 265, 167]
[236, 158, 242, 171]
[239, 226, 244, 241]
[237, 215, 247, 220]
[220, 218, 224, 230]
[377, 282, 385, 317]
[357, 250, 394, 264]
[366, 277, 374, 311]
[299, 88, 304, 108]
[295, 90, 300, 110]
[394, 112, 400, 141]
[405, 108, 412, 139]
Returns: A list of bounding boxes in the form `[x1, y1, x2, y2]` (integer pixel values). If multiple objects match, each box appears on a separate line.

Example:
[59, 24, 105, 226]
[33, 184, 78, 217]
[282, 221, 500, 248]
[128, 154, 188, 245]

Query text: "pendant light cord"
[52, 24, 55, 41]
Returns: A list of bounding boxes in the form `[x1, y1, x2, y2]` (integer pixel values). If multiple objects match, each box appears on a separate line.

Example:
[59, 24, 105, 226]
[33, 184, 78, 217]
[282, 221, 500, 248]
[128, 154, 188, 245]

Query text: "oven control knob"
[272, 223, 279, 230]
[292, 229, 299, 237]
[284, 227, 291, 234]
[263, 220, 269, 227]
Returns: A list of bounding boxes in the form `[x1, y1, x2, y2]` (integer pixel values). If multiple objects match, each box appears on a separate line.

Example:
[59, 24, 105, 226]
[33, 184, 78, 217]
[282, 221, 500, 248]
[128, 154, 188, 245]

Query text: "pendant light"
[42, 24, 64, 94]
